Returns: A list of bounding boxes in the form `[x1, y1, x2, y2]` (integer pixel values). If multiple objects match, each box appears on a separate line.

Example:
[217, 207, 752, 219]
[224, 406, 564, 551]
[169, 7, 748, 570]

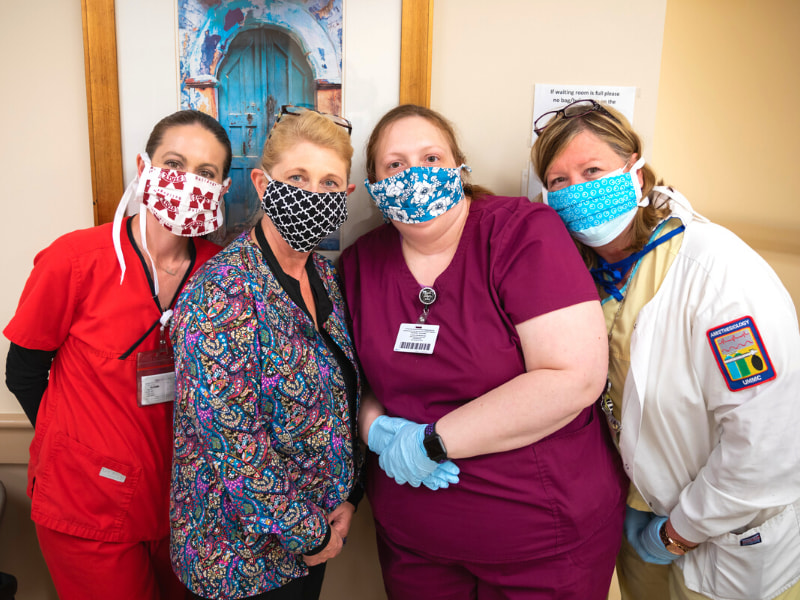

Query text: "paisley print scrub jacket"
[169, 231, 361, 600]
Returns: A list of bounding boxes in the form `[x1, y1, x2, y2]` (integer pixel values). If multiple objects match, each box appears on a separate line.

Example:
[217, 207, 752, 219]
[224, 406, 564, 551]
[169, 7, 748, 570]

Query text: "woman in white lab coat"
[531, 99, 800, 600]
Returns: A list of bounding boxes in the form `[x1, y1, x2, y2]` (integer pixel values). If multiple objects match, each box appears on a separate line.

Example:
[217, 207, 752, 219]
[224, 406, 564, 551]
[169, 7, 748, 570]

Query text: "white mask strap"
[112, 152, 152, 286]
[628, 157, 647, 206]
[160, 309, 173, 328]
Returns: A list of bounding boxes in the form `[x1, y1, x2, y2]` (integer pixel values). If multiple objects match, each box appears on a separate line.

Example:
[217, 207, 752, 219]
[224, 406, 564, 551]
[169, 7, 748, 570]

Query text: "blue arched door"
[217, 28, 314, 242]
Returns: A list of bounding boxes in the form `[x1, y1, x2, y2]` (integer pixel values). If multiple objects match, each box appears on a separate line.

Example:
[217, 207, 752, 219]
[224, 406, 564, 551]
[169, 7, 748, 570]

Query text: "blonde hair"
[261, 109, 353, 180]
[530, 102, 671, 258]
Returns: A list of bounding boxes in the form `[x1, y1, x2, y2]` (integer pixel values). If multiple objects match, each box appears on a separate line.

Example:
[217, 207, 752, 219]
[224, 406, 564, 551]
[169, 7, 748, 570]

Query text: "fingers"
[303, 527, 344, 566]
[377, 423, 460, 488]
[421, 460, 460, 490]
[623, 505, 652, 543]
[436, 460, 460, 477]
[328, 503, 355, 539]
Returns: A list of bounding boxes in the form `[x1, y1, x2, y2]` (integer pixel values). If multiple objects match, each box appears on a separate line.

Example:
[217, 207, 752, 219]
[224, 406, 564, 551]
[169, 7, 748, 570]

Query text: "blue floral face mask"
[543, 157, 647, 247]
[365, 165, 470, 224]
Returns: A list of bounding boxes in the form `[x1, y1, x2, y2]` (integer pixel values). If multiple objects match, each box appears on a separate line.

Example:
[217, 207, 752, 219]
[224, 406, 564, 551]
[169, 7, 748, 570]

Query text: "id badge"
[137, 350, 175, 406]
[136, 325, 175, 406]
[394, 323, 439, 355]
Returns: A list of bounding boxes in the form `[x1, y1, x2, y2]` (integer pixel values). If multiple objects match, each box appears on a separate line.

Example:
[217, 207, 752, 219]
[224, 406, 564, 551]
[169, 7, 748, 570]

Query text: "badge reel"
[136, 311, 176, 406]
[394, 287, 440, 355]
[600, 379, 622, 434]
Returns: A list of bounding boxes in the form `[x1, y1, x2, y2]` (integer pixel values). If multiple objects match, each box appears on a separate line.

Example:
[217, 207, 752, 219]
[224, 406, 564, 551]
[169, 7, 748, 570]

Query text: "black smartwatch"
[423, 422, 448, 463]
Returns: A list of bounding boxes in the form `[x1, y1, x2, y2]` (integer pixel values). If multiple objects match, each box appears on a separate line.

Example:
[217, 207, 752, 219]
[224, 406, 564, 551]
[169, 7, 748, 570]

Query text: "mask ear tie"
[628, 156, 646, 204]
[112, 152, 151, 285]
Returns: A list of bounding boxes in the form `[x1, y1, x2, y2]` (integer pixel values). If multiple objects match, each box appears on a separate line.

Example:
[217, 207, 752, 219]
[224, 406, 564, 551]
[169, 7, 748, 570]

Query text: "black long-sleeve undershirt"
[5, 342, 55, 427]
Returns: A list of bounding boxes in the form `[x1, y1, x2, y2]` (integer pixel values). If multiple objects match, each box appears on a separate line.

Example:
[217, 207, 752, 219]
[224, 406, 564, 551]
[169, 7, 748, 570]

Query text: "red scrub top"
[4, 218, 219, 542]
[341, 196, 626, 562]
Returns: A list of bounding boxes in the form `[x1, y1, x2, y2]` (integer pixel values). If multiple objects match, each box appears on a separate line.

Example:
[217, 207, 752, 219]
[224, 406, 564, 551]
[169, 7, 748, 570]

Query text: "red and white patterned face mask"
[141, 160, 225, 236]
[112, 153, 229, 294]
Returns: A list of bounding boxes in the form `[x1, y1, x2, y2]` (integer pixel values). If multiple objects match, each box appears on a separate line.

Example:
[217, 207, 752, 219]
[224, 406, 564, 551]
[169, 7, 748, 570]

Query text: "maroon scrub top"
[341, 196, 625, 562]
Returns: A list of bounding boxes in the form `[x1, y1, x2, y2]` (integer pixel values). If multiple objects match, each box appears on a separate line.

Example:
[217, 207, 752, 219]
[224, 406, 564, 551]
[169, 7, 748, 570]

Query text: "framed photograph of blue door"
[178, 0, 344, 245]
[217, 28, 314, 242]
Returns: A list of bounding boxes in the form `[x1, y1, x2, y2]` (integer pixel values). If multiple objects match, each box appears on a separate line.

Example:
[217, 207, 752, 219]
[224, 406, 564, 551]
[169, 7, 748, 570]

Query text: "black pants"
[191, 563, 326, 600]
[0, 573, 17, 600]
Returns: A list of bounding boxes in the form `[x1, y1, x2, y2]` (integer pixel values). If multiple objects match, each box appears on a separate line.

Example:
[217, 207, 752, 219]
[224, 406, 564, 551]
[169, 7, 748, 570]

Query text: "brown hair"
[531, 102, 671, 258]
[146, 109, 232, 179]
[261, 109, 353, 180]
[365, 104, 492, 199]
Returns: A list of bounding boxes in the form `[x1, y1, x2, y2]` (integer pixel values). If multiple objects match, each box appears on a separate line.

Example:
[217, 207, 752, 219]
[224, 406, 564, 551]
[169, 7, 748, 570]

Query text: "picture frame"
[80, 0, 433, 226]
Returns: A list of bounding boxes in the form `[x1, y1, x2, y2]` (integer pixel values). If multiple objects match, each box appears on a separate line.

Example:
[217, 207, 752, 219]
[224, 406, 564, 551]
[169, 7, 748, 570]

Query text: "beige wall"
[1, 1, 798, 599]
[429, 0, 668, 198]
[653, 0, 800, 311]
[0, 0, 90, 592]
[654, 0, 800, 230]
[0, 2, 94, 416]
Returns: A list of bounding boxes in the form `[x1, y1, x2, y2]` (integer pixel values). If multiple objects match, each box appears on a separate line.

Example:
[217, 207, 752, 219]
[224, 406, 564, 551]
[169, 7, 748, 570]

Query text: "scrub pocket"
[33, 431, 142, 541]
[682, 502, 800, 600]
[532, 403, 626, 559]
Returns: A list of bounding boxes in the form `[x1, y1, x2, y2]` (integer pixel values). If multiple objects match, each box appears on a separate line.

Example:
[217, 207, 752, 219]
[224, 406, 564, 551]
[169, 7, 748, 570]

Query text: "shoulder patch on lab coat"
[707, 316, 776, 391]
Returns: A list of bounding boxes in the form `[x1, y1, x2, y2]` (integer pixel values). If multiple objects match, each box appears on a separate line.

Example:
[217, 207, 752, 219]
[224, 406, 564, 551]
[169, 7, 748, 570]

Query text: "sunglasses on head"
[533, 99, 620, 136]
[274, 105, 352, 135]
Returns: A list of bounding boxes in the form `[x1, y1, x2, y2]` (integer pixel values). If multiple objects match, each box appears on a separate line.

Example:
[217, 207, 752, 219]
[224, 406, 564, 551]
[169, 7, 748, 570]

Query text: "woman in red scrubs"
[4, 110, 231, 600]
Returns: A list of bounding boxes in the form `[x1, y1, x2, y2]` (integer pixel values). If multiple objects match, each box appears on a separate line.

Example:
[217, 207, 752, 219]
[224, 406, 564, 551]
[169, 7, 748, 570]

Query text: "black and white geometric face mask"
[260, 174, 348, 252]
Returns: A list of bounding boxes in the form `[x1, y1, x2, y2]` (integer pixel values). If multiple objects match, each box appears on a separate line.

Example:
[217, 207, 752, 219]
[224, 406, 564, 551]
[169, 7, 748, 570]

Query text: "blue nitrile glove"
[639, 515, 681, 564]
[367, 415, 414, 455]
[624, 507, 678, 565]
[421, 460, 460, 490]
[378, 422, 459, 488]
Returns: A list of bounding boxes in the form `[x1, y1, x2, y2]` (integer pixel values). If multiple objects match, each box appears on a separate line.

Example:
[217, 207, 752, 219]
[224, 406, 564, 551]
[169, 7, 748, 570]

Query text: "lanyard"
[117, 217, 194, 359]
[590, 224, 685, 301]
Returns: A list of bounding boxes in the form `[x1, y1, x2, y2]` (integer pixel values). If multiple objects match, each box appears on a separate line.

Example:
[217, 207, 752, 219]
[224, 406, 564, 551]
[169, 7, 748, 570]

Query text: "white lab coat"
[618, 192, 800, 600]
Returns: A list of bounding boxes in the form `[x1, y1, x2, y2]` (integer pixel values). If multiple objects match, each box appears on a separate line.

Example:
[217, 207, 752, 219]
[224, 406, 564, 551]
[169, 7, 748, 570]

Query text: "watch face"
[665, 542, 685, 556]
[659, 523, 689, 555]
[423, 433, 447, 463]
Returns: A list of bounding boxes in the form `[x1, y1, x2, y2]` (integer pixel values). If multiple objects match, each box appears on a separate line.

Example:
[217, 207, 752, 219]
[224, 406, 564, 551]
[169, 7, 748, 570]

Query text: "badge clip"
[136, 313, 176, 406]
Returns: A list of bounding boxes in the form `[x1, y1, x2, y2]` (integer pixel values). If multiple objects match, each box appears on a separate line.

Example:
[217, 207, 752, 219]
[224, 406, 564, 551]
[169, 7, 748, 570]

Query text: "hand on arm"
[364, 395, 460, 490]
[436, 300, 608, 459]
[375, 421, 459, 488]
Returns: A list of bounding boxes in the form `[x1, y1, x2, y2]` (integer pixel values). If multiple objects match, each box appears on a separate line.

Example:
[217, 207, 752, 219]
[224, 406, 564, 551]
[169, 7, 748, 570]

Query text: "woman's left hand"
[327, 502, 356, 541]
[303, 526, 344, 566]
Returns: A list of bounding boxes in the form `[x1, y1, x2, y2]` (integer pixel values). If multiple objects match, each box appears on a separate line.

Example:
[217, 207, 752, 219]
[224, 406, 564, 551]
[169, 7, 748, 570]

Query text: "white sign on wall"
[524, 83, 637, 199]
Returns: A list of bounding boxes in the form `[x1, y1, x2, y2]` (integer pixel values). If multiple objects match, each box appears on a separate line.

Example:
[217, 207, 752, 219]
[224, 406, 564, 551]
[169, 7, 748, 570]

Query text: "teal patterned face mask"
[365, 165, 470, 224]
[543, 157, 647, 247]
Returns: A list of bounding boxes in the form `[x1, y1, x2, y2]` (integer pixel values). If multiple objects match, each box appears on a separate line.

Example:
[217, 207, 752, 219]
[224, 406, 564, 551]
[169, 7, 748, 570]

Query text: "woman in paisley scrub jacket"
[170, 106, 361, 600]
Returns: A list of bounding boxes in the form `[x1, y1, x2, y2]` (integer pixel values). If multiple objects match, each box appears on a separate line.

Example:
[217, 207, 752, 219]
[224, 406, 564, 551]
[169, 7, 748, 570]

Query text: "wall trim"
[0, 413, 33, 465]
